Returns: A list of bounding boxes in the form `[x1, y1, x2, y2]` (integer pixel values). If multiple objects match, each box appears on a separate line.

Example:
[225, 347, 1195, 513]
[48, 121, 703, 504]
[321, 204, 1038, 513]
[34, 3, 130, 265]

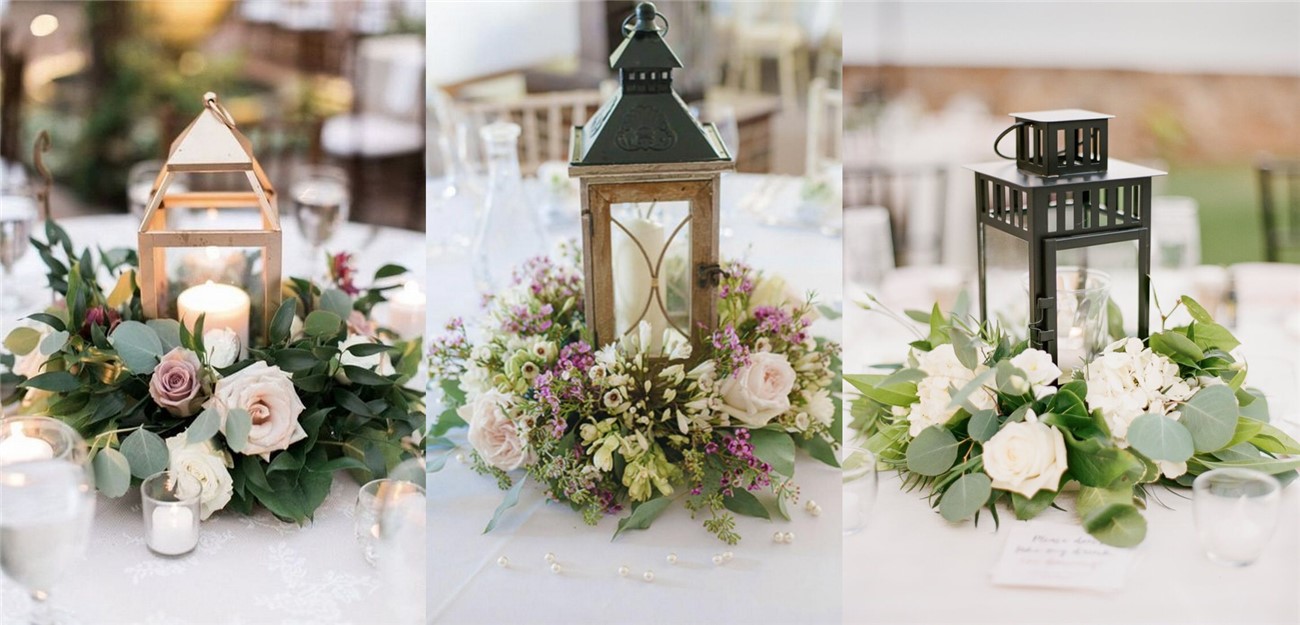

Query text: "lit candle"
[1057, 325, 1087, 372]
[613, 214, 671, 350]
[148, 505, 198, 556]
[387, 281, 426, 339]
[0, 423, 55, 465]
[177, 281, 251, 356]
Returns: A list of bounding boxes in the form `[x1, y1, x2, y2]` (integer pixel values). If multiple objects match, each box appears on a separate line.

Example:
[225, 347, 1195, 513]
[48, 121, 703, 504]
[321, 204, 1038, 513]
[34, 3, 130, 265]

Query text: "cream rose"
[462, 389, 533, 471]
[719, 351, 797, 428]
[149, 347, 205, 417]
[207, 362, 307, 459]
[982, 410, 1069, 498]
[166, 432, 234, 520]
[204, 328, 241, 368]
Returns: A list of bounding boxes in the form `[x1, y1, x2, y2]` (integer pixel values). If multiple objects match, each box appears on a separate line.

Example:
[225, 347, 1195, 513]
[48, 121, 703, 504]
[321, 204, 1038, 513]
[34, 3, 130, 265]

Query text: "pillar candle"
[387, 281, 426, 339]
[613, 215, 671, 351]
[177, 281, 251, 357]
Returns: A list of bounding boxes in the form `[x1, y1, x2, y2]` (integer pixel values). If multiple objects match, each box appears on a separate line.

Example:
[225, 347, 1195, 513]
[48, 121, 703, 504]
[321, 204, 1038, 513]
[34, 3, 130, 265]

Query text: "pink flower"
[462, 389, 534, 471]
[149, 348, 206, 417]
[80, 306, 121, 340]
[207, 362, 307, 459]
[329, 252, 360, 296]
[718, 351, 796, 428]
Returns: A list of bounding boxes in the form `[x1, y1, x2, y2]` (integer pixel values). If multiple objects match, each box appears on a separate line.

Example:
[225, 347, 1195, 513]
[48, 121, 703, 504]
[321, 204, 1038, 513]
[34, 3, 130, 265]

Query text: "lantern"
[967, 109, 1165, 367]
[569, 2, 734, 353]
[138, 93, 282, 351]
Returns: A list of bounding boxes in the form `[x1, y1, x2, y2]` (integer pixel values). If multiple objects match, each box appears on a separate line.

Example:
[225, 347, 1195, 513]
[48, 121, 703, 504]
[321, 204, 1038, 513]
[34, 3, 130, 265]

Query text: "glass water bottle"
[471, 122, 545, 294]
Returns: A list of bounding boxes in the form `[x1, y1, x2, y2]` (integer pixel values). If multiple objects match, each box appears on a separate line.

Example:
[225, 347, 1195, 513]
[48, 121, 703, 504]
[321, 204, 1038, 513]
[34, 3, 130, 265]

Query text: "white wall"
[426, 1, 581, 86]
[843, 1, 1300, 76]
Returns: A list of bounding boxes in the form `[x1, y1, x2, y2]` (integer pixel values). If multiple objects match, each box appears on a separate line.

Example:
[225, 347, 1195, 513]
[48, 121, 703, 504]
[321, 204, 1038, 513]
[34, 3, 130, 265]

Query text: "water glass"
[355, 478, 425, 566]
[842, 444, 878, 536]
[141, 471, 202, 557]
[127, 160, 189, 220]
[1, 182, 39, 314]
[1023, 267, 1110, 373]
[289, 164, 351, 272]
[1193, 468, 1281, 566]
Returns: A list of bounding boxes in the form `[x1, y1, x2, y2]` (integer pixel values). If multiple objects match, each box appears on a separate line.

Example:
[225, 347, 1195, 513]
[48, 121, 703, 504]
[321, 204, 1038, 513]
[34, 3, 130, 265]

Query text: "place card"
[990, 521, 1135, 592]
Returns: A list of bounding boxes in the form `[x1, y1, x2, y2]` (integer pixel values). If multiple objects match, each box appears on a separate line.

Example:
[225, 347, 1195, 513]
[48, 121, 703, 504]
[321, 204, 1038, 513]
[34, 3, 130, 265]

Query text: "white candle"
[1057, 325, 1087, 372]
[387, 281, 426, 339]
[0, 424, 55, 465]
[148, 505, 198, 556]
[177, 281, 251, 356]
[613, 215, 671, 350]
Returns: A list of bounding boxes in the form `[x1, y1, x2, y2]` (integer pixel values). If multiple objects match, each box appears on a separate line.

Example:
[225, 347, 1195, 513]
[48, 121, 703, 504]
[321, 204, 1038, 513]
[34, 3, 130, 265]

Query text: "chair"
[725, 3, 810, 111]
[805, 78, 842, 178]
[1258, 158, 1300, 262]
[458, 89, 606, 176]
[843, 165, 949, 267]
[843, 206, 894, 288]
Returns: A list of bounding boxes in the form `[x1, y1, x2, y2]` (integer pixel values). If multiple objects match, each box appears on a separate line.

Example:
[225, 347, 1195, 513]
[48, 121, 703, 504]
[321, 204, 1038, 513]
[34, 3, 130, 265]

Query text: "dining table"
[426, 172, 846, 625]
[0, 214, 426, 625]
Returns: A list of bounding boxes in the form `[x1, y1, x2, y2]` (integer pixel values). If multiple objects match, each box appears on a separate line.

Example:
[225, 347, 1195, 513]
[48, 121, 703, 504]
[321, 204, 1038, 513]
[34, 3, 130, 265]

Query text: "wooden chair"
[1258, 158, 1300, 262]
[725, 3, 810, 111]
[805, 78, 843, 177]
[459, 89, 606, 176]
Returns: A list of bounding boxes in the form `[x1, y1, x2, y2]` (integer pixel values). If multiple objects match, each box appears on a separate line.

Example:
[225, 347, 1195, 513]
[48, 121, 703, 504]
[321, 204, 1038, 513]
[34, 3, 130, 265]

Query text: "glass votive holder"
[0, 416, 87, 467]
[142, 471, 201, 557]
[355, 478, 426, 566]
[842, 444, 878, 536]
[1192, 468, 1281, 566]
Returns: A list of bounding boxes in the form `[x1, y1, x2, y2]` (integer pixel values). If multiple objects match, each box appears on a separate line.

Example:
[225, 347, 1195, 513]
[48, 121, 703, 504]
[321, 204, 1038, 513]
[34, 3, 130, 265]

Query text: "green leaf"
[612, 496, 673, 540]
[750, 428, 796, 477]
[26, 312, 66, 332]
[1240, 388, 1270, 421]
[1200, 456, 1300, 476]
[1188, 322, 1240, 352]
[967, 409, 1000, 443]
[1081, 501, 1147, 548]
[120, 429, 169, 479]
[275, 349, 320, 373]
[270, 299, 298, 344]
[800, 436, 839, 468]
[905, 426, 959, 476]
[1180, 295, 1215, 324]
[333, 388, 376, 417]
[845, 375, 918, 407]
[1106, 298, 1125, 342]
[1062, 431, 1143, 489]
[722, 488, 771, 520]
[939, 472, 992, 522]
[225, 408, 253, 453]
[4, 327, 41, 355]
[1249, 422, 1300, 455]
[185, 408, 222, 444]
[109, 320, 164, 374]
[21, 371, 79, 392]
[1125, 413, 1195, 462]
[319, 289, 354, 319]
[345, 342, 395, 357]
[1011, 485, 1060, 520]
[1150, 331, 1204, 364]
[37, 330, 68, 355]
[303, 310, 342, 338]
[1180, 385, 1238, 452]
[92, 447, 131, 498]
[950, 327, 979, 370]
[947, 368, 996, 412]
[146, 319, 183, 352]
[342, 365, 396, 386]
[483, 477, 528, 533]
[374, 264, 407, 280]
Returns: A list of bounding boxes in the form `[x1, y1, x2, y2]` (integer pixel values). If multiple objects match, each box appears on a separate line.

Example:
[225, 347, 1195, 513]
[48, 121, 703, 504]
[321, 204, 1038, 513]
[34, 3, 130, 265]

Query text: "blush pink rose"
[719, 351, 797, 428]
[149, 348, 205, 417]
[462, 389, 533, 471]
[206, 362, 307, 459]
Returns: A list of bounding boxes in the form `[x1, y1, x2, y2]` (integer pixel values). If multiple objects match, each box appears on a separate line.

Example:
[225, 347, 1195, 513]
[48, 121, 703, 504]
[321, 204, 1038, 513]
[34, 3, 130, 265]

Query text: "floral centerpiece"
[850, 296, 1300, 547]
[1, 221, 424, 522]
[429, 247, 841, 543]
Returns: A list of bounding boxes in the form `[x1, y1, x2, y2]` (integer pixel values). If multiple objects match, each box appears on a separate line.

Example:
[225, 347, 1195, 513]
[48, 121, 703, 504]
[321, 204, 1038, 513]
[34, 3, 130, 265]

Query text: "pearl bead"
[773, 531, 784, 543]
[544, 552, 556, 564]
[550, 563, 562, 574]
[666, 553, 678, 564]
[722, 551, 734, 561]
[711, 554, 724, 565]
[642, 570, 655, 582]
[618, 565, 630, 577]
[785, 531, 795, 543]
[496, 556, 509, 567]
[810, 505, 822, 517]
[455, 453, 466, 463]
[805, 500, 817, 511]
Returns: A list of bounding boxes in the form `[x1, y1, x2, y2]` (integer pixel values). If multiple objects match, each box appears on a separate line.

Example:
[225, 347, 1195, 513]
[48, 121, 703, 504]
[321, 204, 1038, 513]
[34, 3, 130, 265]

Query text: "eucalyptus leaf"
[92, 447, 131, 498]
[967, 409, 1000, 443]
[21, 371, 79, 392]
[483, 477, 527, 533]
[38, 330, 68, 355]
[906, 426, 959, 477]
[1125, 413, 1195, 462]
[3, 327, 41, 355]
[750, 429, 796, 477]
[185, 408, 222, 444]
[109, 320, 164, 374]
[1181, 385, 1238, 452]
[319, 289, 354, 319]
[612, 496, 673, 540]
[1080, 500, 1147, 548]
[119, 429, 169, 479]
[303, 310, 343, 338]
[939, 472, 992, 522]
[225, 408, 253, 453]
[146, 319, 183, 352]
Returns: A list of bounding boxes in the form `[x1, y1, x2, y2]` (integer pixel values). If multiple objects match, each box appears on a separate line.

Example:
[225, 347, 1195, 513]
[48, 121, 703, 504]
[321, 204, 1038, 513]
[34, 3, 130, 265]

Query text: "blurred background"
[0, 0, 426, 230]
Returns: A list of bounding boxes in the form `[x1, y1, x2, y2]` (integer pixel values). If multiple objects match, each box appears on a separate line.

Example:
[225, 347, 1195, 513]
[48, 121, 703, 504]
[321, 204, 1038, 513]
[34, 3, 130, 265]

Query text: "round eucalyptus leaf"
[1126, 413, 1195, 462]
[906, 426, 959, 476]
[939, 472, 992, 522]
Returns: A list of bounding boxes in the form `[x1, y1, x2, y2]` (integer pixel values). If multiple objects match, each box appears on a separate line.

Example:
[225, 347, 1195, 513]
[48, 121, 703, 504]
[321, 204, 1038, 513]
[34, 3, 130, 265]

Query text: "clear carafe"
[471, 122, 545, 294]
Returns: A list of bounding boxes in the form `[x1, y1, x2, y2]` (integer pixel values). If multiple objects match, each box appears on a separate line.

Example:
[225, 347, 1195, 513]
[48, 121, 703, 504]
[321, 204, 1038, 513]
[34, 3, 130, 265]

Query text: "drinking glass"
[354, 478, 425, 566]
[842, 444, 878, 536]
[1193, 468, 1281, 567]
[1022, 267, 1110, 373]
[1, 182, 39, 314]
[141, 471, 201, 557]
[0, 416, 95, 625]
[376, 473, 426, 625]
[289, 165, 351, 277]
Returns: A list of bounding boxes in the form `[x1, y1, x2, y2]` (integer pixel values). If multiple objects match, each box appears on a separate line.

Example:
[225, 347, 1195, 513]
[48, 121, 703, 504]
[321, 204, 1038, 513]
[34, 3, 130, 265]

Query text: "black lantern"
[968, 109, 1165, 364]
[569, 2, 734, 353]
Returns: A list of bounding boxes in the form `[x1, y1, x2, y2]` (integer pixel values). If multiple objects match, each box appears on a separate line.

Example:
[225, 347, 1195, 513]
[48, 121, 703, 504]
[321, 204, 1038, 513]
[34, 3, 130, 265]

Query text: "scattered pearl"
[496, 556, 509, 567]
[544, 552, 556, 564]
[810, 504, 822, 517]
[784, 531, 795, 543]
[455, 453, 466, 464]
[805, 500, 817, 511]
[666, 553, 678, 565]
[773, 531, 784, 543]
[642, 570, 655, 582]
[618, 565, 630, 577]
[722, 551, 734, 561]
[550, 563, 562, 574]
[711, 554, 724, 565]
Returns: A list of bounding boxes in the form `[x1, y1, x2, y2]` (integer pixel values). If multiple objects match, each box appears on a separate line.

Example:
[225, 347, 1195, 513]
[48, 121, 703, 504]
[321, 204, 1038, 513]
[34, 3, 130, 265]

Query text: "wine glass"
[289, 165, 351, 279]
[127, 160, 189, 221]
[354, 478, 424, 566]
[0, 416, 95, 625]
[1, 182, 39, 315]
[842, 443, 878, 536]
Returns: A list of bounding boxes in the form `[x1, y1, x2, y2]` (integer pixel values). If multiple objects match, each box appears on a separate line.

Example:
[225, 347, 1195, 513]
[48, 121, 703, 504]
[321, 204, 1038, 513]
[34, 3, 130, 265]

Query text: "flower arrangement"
[1, 221, 424, 522]
[429, 247, 841, 543]
[850, 297, 1300, 547]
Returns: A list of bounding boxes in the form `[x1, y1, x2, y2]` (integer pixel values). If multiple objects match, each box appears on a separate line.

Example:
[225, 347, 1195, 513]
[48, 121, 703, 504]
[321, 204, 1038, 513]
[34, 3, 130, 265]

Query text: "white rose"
[166, 432, 234, 520]
[204, 328, 241, 368]
[12, 322, 54, 379]
[337, 334, 395, 384]
[1010, 349, 1062, 387]
[982, 410, 1069, 498]
[462, 389, 533, 471]
[719, 351, 797, 427]
[207, 362, 307, 459]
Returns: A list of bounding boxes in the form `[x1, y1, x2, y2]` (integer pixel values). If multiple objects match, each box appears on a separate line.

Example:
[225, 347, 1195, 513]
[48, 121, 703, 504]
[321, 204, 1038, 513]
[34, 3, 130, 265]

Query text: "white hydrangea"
[906, 344, 994, 437]
[1084, 338, 1191, 444]
[1009, 348, 1063, 398]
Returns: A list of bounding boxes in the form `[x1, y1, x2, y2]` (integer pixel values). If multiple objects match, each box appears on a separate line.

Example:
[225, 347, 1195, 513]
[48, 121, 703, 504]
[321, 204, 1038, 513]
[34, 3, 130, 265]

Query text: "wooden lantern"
[137, 93, 282, 347]
[569, 2, 734, 352]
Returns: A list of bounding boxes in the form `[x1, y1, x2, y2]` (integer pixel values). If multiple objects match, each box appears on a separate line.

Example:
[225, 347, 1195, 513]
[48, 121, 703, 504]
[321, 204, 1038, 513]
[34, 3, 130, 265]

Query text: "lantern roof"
[965, 158, 1165, 188]
[1009, 109, 1114, 123]
[570, 2, 731, 168]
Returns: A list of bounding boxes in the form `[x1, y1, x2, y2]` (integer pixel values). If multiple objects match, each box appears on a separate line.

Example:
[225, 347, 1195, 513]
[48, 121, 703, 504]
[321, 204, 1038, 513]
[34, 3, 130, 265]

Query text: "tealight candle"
[148, 505, 198, 556]
[0, 423, 55, 465]
[177, 281, 250, 357]
[387, 281, 426, 339]
[142, 470, 201, 557]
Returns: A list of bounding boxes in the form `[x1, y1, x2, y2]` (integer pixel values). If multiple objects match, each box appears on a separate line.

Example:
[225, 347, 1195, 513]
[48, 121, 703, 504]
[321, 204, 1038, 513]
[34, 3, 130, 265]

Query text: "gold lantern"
[138, 93, 282, 349]
[569, 2, 734, 353]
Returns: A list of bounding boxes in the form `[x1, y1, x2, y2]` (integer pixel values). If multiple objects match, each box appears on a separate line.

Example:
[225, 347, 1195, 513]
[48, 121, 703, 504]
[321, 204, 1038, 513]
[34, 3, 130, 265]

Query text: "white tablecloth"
[427, 173, 845, 624]
[1, 216, 426, 625]
[842, 270, 1300, 625]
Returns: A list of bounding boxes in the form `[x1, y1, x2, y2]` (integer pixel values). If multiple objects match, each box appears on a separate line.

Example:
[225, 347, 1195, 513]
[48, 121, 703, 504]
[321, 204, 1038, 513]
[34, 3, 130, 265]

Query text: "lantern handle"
[204, 92, 238, 129]
[622, 8, 669, 37]
[32, 130, 53, 221]
[993, 122, 1025, 160]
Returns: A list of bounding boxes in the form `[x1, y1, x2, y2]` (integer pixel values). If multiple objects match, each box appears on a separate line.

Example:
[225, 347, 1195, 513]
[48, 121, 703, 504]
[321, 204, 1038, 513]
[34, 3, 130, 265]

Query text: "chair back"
[844, 165, 948, 267]
[806, 77, 843, 177]
[1258, 158, 1300, 262]
[460, 89, 606, 176]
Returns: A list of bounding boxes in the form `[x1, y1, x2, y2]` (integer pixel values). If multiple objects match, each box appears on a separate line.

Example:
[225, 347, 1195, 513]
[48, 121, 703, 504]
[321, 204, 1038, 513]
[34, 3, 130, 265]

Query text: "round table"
[427, 173, 846, 624]
[1, 216, 425, 625]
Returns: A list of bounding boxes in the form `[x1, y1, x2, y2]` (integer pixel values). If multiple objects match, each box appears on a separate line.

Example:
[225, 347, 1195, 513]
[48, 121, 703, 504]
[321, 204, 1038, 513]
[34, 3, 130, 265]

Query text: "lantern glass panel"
[609, 200, 692, 345]
[159, 244, 268, 336]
